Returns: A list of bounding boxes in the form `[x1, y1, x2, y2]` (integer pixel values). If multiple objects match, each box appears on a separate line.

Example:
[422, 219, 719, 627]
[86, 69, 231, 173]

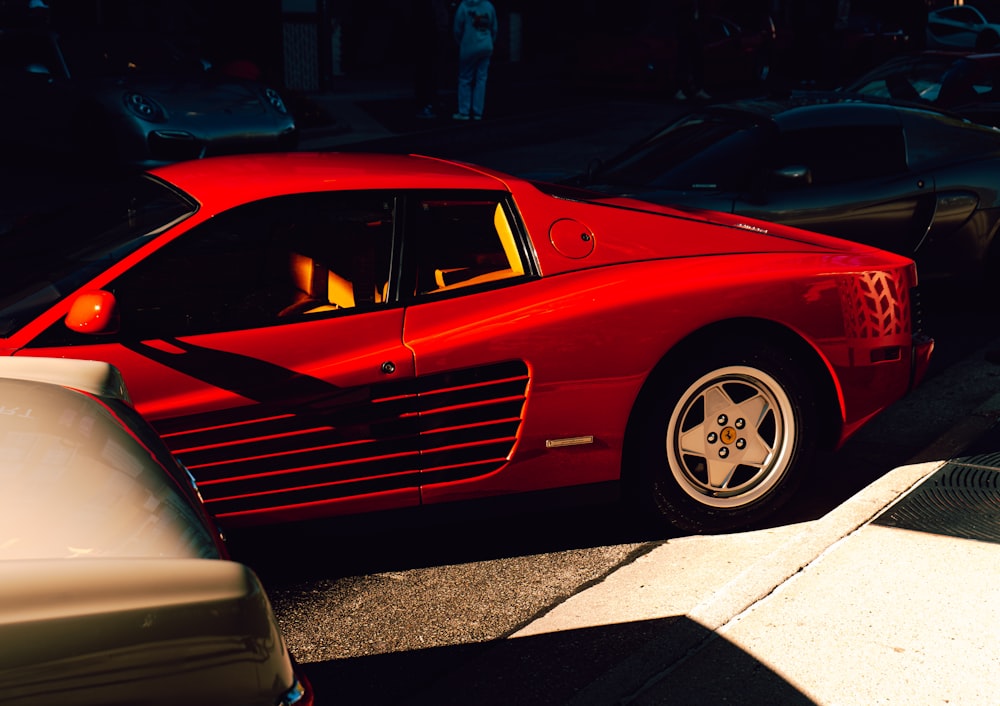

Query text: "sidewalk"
[400, 403, 1000, 705]
[508, 400, 1000, 704]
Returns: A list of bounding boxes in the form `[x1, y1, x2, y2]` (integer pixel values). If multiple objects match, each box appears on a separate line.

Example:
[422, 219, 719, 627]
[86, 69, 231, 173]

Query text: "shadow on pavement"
[300, 615, 815, 705]
[229, 490, 667, 584]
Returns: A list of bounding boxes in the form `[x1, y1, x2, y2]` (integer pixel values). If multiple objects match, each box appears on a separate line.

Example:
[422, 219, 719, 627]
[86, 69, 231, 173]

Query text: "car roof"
[150, 152, 511, 207]
[704, 95, 942, 131]
[860, 50, 1000, 76]
[908, 50, 1000, 65]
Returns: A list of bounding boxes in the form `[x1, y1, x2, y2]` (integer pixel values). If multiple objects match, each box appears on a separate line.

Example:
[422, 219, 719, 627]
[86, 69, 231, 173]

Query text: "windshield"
[590, 112, 765, 191]
[0, 175, 196, 337]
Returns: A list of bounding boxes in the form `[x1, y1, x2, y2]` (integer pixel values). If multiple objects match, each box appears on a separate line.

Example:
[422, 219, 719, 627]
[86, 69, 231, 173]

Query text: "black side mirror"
[769, 165, 813, 187]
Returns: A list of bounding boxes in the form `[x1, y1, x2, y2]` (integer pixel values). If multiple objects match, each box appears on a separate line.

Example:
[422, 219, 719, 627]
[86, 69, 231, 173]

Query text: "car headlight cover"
[265, 87, 289, 115]
[124, 92, 166, 122]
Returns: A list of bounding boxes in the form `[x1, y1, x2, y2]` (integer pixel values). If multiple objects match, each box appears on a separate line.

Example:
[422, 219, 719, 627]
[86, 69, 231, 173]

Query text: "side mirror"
[65, 290, 120, 335]
[769, 165, 813, 187]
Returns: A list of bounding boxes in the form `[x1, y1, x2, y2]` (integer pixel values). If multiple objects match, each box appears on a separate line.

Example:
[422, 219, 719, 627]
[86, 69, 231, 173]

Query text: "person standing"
[452, 0, 498, 121]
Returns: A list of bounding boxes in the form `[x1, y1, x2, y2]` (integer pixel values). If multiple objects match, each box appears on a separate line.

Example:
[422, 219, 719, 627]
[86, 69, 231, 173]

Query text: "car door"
[16, 191, 417, 525]
[397, 190, 664, 507]
[734, 123, 936, 258]
[393, 191, 545, 504]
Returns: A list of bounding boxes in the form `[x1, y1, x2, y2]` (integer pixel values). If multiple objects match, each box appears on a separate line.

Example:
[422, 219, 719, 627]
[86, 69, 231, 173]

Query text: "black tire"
[637, 341, 818, 534]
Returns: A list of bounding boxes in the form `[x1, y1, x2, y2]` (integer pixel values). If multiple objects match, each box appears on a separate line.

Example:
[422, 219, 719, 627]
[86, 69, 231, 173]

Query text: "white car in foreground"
[0, 357, 312, 706]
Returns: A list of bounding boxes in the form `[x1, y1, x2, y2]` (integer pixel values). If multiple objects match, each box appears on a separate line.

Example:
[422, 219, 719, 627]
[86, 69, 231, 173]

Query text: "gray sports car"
[0, 28, 297, 169]
[0, 357, 311, 706]
[569, 95, 1000, 286]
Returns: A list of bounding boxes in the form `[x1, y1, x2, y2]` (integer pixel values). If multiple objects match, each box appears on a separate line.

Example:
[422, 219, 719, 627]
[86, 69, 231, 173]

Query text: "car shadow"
[227, 488, 668, 584]
[298, 615, 817, 705]
[125, 337, 353, 410]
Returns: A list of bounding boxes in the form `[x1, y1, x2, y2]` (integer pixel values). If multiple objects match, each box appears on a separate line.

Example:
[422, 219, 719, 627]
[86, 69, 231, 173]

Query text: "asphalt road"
[4, 92, 1000, 704]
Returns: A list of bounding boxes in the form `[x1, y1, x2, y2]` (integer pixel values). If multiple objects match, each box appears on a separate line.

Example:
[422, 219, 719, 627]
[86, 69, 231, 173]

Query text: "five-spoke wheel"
[638, 341, 818, 533]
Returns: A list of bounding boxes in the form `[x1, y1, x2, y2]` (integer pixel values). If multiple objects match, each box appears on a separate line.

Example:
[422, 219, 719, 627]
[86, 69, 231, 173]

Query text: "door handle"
[381, 361, 396, 375]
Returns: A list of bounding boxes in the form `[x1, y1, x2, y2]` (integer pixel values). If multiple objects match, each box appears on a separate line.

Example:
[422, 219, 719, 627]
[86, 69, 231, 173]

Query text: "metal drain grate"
[872, 457, 1000, 544]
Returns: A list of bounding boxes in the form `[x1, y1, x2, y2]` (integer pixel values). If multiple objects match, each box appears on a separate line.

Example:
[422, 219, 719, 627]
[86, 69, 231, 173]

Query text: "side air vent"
[155, 360, 529, 518]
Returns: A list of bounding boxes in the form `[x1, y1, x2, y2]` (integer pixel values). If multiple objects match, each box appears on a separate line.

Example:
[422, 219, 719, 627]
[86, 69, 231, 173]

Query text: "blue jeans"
[457, 53, 491, 117]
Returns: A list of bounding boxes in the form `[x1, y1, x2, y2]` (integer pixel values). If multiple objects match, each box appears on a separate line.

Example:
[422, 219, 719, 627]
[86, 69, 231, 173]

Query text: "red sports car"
[0, 153, 933, 533]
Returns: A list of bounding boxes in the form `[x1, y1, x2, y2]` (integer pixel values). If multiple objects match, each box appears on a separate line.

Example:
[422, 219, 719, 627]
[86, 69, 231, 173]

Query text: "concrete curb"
[535, 460, 944, 705]
[515, 386, 1000, 705]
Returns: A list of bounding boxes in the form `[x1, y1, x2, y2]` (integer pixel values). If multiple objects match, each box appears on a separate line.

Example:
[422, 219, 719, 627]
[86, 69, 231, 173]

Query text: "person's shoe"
[694, 89, 712, 100]
[452, 112, 470, 121]
[472, 114, 482, 121]
[416, 104, 436, 119]
[673, 90, 687, 101]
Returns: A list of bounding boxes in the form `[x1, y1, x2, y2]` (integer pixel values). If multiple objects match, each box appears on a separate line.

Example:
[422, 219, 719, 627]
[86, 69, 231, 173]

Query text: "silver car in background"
[0, 357, 312, 706]
[0, 28, 298, 170]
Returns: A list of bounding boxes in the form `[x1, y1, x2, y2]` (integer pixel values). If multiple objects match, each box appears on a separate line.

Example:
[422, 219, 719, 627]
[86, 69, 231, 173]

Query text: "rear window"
[902, 109, 1000, 167]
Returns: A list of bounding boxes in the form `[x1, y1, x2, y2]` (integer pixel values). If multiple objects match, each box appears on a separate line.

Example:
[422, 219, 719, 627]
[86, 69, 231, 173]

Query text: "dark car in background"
[0, 28, 297, 169]
[568, 96, 1000, 287]
[0, 357, 311, 705]
[845, 50, 1000, 127]
[926, 2, 1000, 50]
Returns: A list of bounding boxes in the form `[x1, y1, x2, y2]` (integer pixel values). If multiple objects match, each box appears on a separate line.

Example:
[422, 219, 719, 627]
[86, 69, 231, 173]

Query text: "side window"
[904, 110, 1000, 167]
[107, 192, 394, 338]
[408, 194, 527, 296]
[772, 125, 906, 188]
